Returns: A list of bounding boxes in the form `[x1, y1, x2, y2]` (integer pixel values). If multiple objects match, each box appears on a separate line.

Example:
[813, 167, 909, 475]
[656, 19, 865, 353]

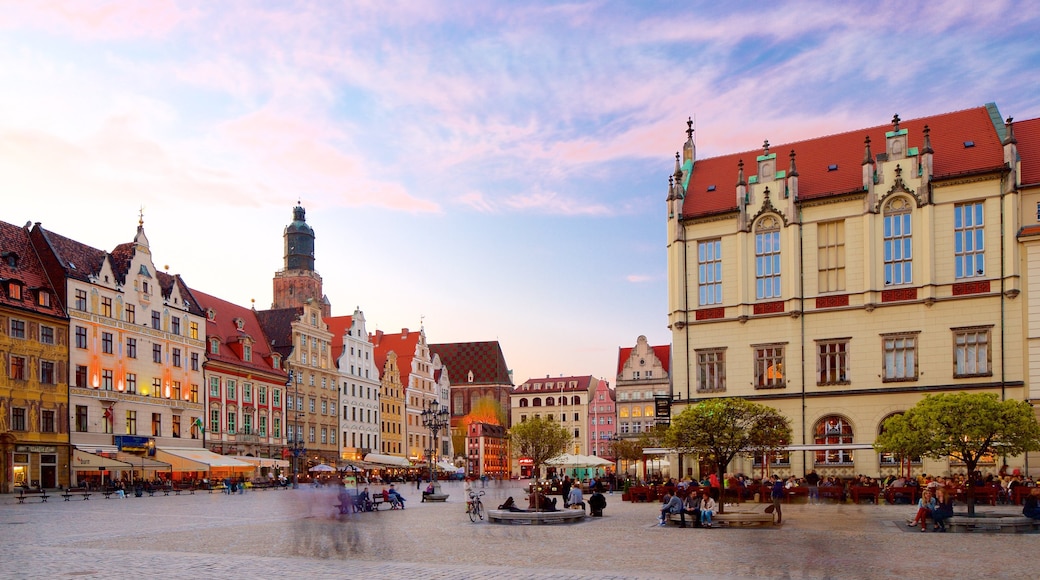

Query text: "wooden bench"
[849, 486, 881, 504]
[173, 484, 195, 495]
[669, 510, 775, 527]
[61, 488, 92, 501]
[16, 489, 50, 503]
[487, 509, 586, 525]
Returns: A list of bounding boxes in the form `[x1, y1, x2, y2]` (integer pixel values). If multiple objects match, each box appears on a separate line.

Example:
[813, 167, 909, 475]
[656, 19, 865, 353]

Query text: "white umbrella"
[309, 464, 335, 472]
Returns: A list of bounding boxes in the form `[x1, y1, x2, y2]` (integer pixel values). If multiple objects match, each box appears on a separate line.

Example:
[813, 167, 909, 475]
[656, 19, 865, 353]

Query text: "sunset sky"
[3, 1, 1039, 386]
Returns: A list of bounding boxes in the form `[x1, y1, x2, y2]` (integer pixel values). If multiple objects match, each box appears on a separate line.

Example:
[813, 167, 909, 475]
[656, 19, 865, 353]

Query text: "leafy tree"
[608, 438, 645, 481]
[510, 417, 571, 506]
[665, 398, 791, 513]
[874, 393, 1040, 515]
[875, 412, 929, 479]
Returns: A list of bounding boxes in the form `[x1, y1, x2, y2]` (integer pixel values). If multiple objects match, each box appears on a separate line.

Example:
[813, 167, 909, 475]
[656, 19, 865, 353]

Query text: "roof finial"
[737, 159, 746, 187]
[138, 206, 145, 228]
[673, 152, 682, 179]
[763, 139, 770, 155]
[892, 114, 901, 132]
[686, 117, 693, 141]
[1004, 116, 1017, 145]
[863, 135, 873, 165]
[788, 150, 798, 177]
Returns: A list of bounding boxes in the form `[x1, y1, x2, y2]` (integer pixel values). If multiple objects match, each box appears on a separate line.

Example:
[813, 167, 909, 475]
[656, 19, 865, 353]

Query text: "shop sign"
[115, 435, 152, 453]
[15, 445, 56, 453]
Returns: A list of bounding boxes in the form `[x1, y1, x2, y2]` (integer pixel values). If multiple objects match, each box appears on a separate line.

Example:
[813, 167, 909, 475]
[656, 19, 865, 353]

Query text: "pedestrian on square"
[805, 470, 820, 505]
[770, 475, 785, 524]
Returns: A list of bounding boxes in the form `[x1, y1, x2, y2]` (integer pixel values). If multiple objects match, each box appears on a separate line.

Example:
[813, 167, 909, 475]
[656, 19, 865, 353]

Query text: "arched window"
[619, 407, 629, 418]
[644, 405, 654, 418]
[545, 397, 555, 406]
[632, 407, 642, 418]
[519, 398, 529, 408]
[883, 196, 913, 286]
[532, 397, 542, 407]
[560, 396, 568, 406]
[814, 415, 854, 464]
[754, 215, 782, 299]
[572, 396, 580, 405]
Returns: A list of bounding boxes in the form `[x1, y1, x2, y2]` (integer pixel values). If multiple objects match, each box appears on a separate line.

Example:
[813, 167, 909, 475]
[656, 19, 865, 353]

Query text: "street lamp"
[420, 399, 450, 498]
[286, 369, 306, 489]
[609, 434, 622, 492]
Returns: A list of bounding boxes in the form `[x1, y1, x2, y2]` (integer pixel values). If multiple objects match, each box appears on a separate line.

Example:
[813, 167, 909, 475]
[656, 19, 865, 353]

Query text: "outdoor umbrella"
[309, 464, 335, 472]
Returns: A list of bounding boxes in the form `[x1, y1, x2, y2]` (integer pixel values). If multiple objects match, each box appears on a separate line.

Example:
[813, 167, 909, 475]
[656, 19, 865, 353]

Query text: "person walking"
[770, 475, 785, 524]
[805, 470, 820, 505]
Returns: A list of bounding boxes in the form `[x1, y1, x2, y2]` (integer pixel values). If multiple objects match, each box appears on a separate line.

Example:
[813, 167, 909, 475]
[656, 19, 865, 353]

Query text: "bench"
[946, 515, 1039, 533]
[173, 485, 195, 495]
[61, 489, 92, 501]
[670, 510, 775, 527]
[817, 487, 845, 502]
[849, 486, 881, 504]
[487, 509, 586, 525]
[16, 489, 50, 503]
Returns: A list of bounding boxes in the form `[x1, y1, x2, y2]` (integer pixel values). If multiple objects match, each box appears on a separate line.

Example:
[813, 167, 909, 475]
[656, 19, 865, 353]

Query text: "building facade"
[189, 289, 286, 460]
[327, 308, 381, 462]
[0, 221, 70, 492]
[666, 106, 1030, 479]
[31, 220, 207, 481]
[465, 421, 508, 479]
[615, 336, 671, 439]
[376, 350, 405, 457]
[587, 379, 616, 461]
[511, 375, 595, 477]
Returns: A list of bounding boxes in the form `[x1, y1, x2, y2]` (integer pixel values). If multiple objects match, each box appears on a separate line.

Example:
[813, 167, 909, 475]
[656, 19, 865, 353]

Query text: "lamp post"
[420, 399, 450, 498]
[286, 369, 305, 489]
[609, 434, 622, 493]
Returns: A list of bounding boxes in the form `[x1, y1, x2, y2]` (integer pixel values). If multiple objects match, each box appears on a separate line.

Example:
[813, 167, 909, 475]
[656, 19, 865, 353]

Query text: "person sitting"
[422, 481, 435, 502]
[588, 489, 607, 517]
[658, 492, 683, 526]
[499, 496, 526, 512]
[355, 487, 372, 512]
[931, 487, 954, 531]
[386, 485, 406, 509]
[699, 490, 718, 528]
[567, 483, 585, 511]
[908, 489, 936, 531]
[681, 491, 701, 528]
[1022, 488, 1040, 520]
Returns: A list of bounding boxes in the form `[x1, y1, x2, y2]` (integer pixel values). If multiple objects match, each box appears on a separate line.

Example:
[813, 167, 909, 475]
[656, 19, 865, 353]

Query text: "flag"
[192, 418, 204, 432]
[102, 405, 113, 423]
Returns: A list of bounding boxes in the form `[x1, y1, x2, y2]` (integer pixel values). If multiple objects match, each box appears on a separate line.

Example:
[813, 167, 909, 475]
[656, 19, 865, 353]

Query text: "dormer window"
[243, 345, 252, 362]
[8, 281, 22, 300]
[2, 252, 17, 268]
[207, 308, 216, 322]
[234, 318, 245, 331]
[209, 338, 220, 355]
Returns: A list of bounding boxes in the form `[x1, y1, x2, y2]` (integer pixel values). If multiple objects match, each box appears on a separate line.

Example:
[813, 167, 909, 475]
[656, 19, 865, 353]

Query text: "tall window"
[243, 383, 252, 403]
[40, 361, 55, 384]
[817, 220, 846, 292]
[190, 321, 199, 340]
[151, 311, 161, 330]
[243, 414, 252, 435]
[12, 408, 25, 430]
[273, 417, 281, 438]
[883, 197, 912, 285]
[953, 327, 991, 377]
[814, 416, 853, 464]
[75, 326, 87, 349]
[171, 317, 181, 336]
[40, 326, 54, 344]
[698, 239, 722, 305]
[226, 412, 236, 434]
[209, 377, 220, 398]
[172, 415, 181, 438]
[259, 416, 267, 437]
[75, 405, 88, 432]
[101, 297, 112, 318]
[75, 289, 87, 311]
[172, 348, 181, 368]
[210, 409, 220, 433]
[126, 373, 137, 394]
[816, 339, 850, 385]
[126, 410, 137, 435]
[101, 369, 113, 390]
[191, 353, 199, 371]
[125, 304, 135, 324]
[9, 319, 26, 339]
[954, 202, 985, 278]
[101, 332, 113, 354]
[754, 344, 785, 389]
[226, 380, 236, 400]
[41, 410, 54, 433]
[75, 365, 87, 387]
[882, 332, 918, 381]
[189, 383, 199, 404]
[152, 413, 162, 436]
[126, 338, 137, 359]
[152, 344, 162, 363]
[696, 348, 726, 393]
[755, 216, 781, 299]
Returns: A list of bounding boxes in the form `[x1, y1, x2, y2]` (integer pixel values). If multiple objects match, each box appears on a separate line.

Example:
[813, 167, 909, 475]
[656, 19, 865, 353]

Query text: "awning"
[72, 449, 132, 470]
[235, 456, 290, 469]
[115, 452, 171, 471]
[363, 453, 412, 468]
[155, 447, 254, 472]
[436, 460, 457, 472]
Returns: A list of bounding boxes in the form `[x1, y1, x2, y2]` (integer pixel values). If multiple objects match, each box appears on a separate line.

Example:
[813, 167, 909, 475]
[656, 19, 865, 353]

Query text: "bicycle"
[466, 490, 485, 522]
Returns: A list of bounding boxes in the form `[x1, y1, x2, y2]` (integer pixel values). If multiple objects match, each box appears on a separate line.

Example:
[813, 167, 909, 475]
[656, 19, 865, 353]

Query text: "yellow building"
[510, 375, 595, 477]
[666, 106, 1031, 480]
[376, 350, 405, 457]
[0, 221, 70, 491]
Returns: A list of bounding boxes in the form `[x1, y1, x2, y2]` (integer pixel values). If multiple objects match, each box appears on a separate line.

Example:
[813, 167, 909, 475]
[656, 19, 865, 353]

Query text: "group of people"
[906, 488, 956, 532]
[344, 484, 407, 512]
[658, 489, 719, 528]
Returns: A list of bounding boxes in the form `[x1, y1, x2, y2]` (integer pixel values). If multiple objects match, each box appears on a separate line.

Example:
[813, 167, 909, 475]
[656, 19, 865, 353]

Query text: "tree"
[510, 416, 571, 484]
[664, 398, 791, 513]
[874, 392, 1040, 515]
[608, 438, 645, 481]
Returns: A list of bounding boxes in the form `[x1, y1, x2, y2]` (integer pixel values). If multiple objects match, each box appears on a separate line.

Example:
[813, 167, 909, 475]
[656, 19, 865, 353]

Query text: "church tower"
[272, 203, 330, 316]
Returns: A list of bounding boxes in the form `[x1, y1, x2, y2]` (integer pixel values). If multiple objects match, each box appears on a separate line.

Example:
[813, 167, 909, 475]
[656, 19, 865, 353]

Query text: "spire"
[921, 125, 933, 154]
[682, 117, 697, 164]
[737, 159, 746, 187]
[788, 150, 798, 177]
[666, 175, 675, 202]
[863, 135, 874, 165]
[686, 117, 694, 141]
[673, 152, 682, 180]
[1004, 117, 1017, 145]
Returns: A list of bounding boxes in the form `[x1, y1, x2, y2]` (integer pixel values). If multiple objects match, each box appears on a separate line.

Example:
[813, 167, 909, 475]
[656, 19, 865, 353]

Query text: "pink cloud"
[0, 0, 193, 39]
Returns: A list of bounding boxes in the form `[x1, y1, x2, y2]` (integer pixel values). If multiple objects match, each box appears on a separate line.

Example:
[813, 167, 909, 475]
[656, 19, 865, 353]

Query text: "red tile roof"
[615, 344, 671, 378]
[324, 315, 355, 362]
[1016, 116, 1040, 187]
[255, 307, 303, 361]
[682, 106, 1006, 218]
[370, 328, 422, 386]
[0, 220, 65, 319]
[32, 226, 107, 282]
[429, 341, 513, 386]
[189, 288, 284, 377]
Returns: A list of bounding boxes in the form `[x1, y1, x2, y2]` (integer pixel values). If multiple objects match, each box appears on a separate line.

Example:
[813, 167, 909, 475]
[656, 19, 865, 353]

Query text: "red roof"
[514, 375, 596, 393]
[0, 220, 65, 319]
[189, 288, 284, 377]
[1016, 116, 1040, 187]
[683, 106, 1006, 218]
[324, 315, 355, 362]
[429, 341, 513, 386]
[616, 344, 671, 378]
[370, 328, 422, 386]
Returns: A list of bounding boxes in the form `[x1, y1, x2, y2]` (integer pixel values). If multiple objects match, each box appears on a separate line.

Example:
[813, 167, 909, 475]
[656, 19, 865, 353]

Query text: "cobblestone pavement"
[2, 481, 1037, 579]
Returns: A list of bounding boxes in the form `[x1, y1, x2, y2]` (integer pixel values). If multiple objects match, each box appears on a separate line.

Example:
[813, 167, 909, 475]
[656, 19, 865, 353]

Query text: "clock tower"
[272, 203, 330, 316]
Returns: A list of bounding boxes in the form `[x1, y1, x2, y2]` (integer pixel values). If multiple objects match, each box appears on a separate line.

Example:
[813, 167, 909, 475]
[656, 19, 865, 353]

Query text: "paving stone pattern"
[1, 481, 1036, 579]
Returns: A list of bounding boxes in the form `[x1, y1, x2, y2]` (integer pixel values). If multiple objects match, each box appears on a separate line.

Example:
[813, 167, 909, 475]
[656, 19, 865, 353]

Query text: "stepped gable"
[0, 220, 65, 318]
[429, 341, 512, 385]
[683, 106, 1006, 218]
[370, 328, 421, 383]
[616, 344, 670, 378]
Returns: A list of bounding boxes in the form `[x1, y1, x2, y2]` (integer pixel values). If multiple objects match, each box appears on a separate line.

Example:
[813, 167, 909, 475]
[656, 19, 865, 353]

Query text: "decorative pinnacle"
[892, 114, 901, 131]
[686, 117, 694, 140]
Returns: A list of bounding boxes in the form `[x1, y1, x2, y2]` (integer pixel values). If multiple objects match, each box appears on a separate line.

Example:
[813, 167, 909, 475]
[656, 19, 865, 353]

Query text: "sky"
[3, 1, 1040, 388]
